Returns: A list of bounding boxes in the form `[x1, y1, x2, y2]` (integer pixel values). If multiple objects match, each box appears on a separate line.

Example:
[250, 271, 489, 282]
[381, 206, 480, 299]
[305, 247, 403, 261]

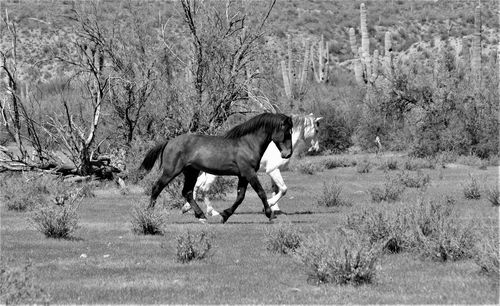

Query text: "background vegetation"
[1, 0, 498, 177]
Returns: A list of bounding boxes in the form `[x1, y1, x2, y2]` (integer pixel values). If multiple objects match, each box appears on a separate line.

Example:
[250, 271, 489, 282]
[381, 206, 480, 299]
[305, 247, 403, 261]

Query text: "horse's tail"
[139, 142, 167, 172]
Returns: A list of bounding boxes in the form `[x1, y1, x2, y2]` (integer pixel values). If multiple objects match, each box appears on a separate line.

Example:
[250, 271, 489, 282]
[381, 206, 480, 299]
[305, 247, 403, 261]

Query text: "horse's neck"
[243, 130, 274, 160]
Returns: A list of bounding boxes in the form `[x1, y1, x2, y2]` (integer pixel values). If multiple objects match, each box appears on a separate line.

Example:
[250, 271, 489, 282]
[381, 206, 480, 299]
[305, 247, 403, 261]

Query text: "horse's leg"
[182, 172, 206, 214]
[267, 169, 287, 213]
[149, 169, 179, 209]
[219, 177, 248, 224]
[247, 173, 275, 221]
[182, 168, 207, 222]
[199, 174, 219, 216]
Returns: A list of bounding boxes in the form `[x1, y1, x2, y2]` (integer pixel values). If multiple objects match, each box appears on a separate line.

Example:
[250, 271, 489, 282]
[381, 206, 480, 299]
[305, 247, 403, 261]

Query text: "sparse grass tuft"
[294, 160, 323, 175]
[175, 230, 214, 263]
[130, 204, 167, 235]
[397, 170, 431, 189]
[462, 175, 481, 200]
[316, 180, 351, 207]
[29, 202, 80, 239]
[265, 222, 302, 255]
[369, 175, 405, 202]
[485, 186, 499, 206]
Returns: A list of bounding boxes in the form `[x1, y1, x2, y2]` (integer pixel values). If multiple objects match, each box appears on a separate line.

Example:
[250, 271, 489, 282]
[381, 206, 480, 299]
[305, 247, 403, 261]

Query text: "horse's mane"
[224, 113, 289, 139]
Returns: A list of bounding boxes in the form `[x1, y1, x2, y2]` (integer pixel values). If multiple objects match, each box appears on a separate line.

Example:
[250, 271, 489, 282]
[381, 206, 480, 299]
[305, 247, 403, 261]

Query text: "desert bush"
[485, 186, 500, 206]
[265, 222, 302, 255]
[369, 175, 405, 203]
[0, 261, 50, 305]
[295, 232, 380, 286]
[345, 208, 412, 253]
[316, 181, 350, 207]
[403, 157, 435, 171]
[410, 199, 477, 261]
[175, 230, 214, 263]
[1, 175, 51, 211]
[474, 227, 499, 277]
[322, 156, 355, 169]
[397, 170, 431, 189]
[29, 203, 80, 239]
[377, 158, 399, 171]
[455, 155, 483, 167]
[293, 160, 323, 175]
[462, 175, 481, 200]
[130, 204, 167, 235]
[356, 159, 371, 174]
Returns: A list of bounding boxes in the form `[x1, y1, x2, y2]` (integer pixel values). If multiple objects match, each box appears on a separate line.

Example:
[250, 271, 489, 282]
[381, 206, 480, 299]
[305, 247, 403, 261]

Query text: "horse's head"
[293, 113, 323, 152]
[272, 115, 293, 159]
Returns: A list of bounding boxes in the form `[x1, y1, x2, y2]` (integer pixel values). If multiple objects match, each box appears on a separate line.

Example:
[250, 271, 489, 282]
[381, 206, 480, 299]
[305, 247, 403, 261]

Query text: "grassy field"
[1, 153, 498, 304]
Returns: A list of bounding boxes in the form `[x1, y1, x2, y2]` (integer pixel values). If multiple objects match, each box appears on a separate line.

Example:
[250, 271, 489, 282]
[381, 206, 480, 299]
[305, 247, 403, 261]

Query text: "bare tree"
[0, 9, 27, 160]
[106, 4, 170, 145]
[169, 0, 276, 133]
[52, 5, 109, 175]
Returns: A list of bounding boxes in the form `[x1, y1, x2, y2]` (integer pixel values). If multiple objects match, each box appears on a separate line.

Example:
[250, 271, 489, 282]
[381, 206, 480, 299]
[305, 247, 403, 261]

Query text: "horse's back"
[165, 134, 240, 174]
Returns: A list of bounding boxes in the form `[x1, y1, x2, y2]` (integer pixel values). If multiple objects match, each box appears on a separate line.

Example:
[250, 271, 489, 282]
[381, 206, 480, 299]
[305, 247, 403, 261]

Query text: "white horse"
[181, 113, 323, 216]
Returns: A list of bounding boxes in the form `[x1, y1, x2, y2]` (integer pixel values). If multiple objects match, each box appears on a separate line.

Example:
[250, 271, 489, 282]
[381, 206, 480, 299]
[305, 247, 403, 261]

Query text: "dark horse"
[139, 113, 294, 223]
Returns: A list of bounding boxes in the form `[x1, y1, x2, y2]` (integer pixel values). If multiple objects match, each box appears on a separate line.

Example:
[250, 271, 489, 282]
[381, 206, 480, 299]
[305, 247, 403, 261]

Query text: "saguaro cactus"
[281, 35, 310, 104]
[471, 4, 482, 90]
[310, 35, 329, 83]
[348, 3, 389, 86]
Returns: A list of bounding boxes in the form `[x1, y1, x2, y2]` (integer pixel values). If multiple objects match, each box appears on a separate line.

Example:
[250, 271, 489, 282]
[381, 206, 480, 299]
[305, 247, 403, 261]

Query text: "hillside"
[1, 0, 498, 85]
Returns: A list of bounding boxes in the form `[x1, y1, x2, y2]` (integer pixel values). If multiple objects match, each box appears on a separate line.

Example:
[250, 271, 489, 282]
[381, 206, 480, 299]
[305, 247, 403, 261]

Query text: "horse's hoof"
[220, 213, 229, 224]
[181, 203, 192, 214]
[207, 208, 220, 217]
[269, 211, 276, 220]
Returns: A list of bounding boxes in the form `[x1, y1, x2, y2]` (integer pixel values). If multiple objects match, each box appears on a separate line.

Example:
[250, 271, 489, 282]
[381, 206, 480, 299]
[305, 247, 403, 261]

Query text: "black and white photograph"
[1, 0, 499, 304]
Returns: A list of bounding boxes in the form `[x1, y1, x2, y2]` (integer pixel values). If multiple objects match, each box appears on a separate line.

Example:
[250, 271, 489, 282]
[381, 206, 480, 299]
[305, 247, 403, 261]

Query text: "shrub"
[403, 157, 435, 171]
[485, 186, 500, 206]
[294, 160, 323, 175]
[29, 203, 80, 239]
[322, 156, 354, 169]
[345, 208, 411, 253]
[378, 158, 399, 171]
[265, 222, 302, 255]
[0, 261, 50, 305]
[369, 175, 405, 203]
[410, 199, 477, 261]
[356, 159, 371, 173]
[462, 175, 481, 200]
[1, 175, 50, 211]
[130, 204, 167, 235]
[175, 230, 214, 263]
[474, 228, 499, 277]
[316, 181, 350, 207]
[295, 232, 380, 286]
[397, 170, 431, 189]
